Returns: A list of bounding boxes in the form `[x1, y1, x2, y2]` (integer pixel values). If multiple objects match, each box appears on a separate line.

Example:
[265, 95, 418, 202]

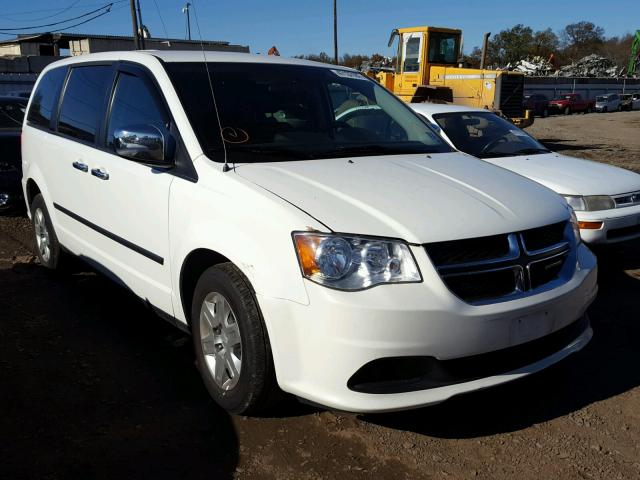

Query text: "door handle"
[91, 168, 109, 180]
[72, 161, 88, 172]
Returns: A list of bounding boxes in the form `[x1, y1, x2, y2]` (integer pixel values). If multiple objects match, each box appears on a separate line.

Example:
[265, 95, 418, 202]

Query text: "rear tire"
[542, 108, 549, 118]
[191, 263, 281, 415]
[30, 194, 68, 270]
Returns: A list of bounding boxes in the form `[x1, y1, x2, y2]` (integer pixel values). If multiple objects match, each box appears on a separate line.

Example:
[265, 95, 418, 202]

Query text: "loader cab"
[388, 26, 462, 102]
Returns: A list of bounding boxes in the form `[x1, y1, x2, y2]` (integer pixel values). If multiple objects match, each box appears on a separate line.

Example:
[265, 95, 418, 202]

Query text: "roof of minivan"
[44, 50, 348, 70]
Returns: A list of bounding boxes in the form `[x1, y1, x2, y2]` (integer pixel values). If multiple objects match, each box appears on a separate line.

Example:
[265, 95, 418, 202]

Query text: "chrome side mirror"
[113, 124, 174, 166]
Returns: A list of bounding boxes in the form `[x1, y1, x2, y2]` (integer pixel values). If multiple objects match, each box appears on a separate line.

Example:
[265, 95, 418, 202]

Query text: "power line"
[151, 0, 169, 39]
[0, 1, 82, 23]
[0, 1, 127, 20]
[0, 4, 113, 31]
[0, 9, 113, 35]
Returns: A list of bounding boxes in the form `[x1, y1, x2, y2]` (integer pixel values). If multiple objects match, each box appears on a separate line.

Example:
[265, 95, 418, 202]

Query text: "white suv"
[22, 51, 598, 414]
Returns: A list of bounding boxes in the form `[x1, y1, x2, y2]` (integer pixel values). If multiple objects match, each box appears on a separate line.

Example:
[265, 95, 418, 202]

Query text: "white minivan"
[22, 51, 597, 414]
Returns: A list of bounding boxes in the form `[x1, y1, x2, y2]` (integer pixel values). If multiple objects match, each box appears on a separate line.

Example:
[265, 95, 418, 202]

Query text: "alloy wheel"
[199, 292, 243, 391]
[33, 208, 51, 263]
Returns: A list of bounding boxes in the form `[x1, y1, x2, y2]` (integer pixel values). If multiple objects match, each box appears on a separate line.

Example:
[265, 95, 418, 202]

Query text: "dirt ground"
[1, 112, 640, 480]
[528, 110, 640, 173]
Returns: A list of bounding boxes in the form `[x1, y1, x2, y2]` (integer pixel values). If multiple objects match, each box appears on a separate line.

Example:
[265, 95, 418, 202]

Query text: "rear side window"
[106, 72, 169, 148]
[58, 65, 113, 143]
[27, 67, 67, 129]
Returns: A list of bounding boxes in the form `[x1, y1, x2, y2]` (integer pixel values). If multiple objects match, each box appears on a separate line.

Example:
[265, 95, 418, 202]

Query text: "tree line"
[465, 21, 634, 68]
[295, 21, 634, 70]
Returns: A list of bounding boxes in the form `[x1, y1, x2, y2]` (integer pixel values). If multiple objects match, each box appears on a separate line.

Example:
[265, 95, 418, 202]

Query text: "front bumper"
[577, 204, 640, 244]
[548, 103, 566, 111]
[259, 243, 597, 413]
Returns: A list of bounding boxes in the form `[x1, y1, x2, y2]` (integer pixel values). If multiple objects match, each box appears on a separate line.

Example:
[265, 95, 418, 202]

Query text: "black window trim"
[28, 59, 197, 183]
[102, 63, 171, 151]
[107, 60, 198, 182]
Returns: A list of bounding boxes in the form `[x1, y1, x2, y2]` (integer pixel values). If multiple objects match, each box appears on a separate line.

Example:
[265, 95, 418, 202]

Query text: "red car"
[548, 93, 595, 115]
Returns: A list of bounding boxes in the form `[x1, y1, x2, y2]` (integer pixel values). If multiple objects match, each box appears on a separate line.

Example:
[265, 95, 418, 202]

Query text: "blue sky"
[0, 0, 636, 57]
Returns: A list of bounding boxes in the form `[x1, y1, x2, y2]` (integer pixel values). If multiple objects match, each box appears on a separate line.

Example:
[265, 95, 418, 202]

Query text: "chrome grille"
[613, 190, 640, 208]
[424, 222, 573, 304]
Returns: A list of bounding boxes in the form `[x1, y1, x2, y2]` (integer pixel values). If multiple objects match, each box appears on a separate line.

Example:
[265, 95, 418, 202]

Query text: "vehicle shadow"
[538, 138, 607, 153]
[0, 260, 240, 479]
[360, 241, 640, 439]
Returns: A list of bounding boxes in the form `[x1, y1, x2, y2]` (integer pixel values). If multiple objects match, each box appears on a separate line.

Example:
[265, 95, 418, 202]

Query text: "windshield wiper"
[235, 147, 318, 161]
[477, 147, 550, 159]
[512, 147, 550, 155]
[327, 144, 441, 157]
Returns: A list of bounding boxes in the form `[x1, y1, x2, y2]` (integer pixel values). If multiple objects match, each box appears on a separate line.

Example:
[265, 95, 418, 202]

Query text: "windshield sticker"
[221, 127, 250, 144]
[331, 69, 366, 80]
[509, 129, 528, 137]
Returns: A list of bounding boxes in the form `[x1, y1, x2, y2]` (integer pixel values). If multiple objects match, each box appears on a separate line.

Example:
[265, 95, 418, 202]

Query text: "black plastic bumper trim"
[53, 202, 164, 265]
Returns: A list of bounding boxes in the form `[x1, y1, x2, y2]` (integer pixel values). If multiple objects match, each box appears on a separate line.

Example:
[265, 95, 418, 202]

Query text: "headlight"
[584, 195, 615, 211]
[293, 232, 421, 290]
[562, 195, 615, 211]
[568, 208, 581, 244]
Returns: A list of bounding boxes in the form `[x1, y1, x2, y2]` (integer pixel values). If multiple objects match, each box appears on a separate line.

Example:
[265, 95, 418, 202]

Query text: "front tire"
[191, 263, 280, 414]
[30, 194, 67, 270]
[564, 106, 571, 115]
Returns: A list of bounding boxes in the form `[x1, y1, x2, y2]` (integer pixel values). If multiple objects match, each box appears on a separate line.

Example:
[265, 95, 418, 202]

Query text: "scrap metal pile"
[509, 56, 555, 76]
[504, 54, 623, 77]
[360, 57, 394, 74]
[556, 54, 622, 77]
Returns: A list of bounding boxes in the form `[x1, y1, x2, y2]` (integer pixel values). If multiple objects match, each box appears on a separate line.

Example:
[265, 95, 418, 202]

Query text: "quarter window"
[58, 65, 113, 143]
[26, 67, 67, 129]
[106, 72, 168, 149]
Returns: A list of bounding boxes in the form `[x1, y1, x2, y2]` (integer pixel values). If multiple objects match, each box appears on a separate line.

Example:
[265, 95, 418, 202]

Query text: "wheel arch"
[179, 248, 247, 327]
[25, 178, 42, 212]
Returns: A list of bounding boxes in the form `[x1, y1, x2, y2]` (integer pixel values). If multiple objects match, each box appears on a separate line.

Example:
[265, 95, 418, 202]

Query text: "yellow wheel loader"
[370, 26, 533, 127]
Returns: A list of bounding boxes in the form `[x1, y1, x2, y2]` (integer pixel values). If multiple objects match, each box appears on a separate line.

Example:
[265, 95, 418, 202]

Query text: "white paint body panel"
[22, 52, 599, 412]
[410, 103, 640, 244]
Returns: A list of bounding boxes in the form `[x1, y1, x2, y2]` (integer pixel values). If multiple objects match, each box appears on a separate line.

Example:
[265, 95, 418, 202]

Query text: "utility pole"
[182, 3, 191, 41]
[129, 0, 140, 50]
[136, 0, 145, 49]
[333, 0, 338, 64]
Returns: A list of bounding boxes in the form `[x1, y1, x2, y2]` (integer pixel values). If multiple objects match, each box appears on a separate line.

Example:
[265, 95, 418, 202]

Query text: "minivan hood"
[486, 152, 640, 197]
[235, 153, 569, 244]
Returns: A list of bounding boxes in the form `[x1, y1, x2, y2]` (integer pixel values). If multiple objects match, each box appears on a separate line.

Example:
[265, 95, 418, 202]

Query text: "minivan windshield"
[165, 62, 451, 163]
[433, 111, 550, 159]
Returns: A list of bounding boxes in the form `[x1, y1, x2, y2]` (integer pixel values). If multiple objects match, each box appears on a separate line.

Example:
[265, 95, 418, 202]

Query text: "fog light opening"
[0, 193, 9, 207]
